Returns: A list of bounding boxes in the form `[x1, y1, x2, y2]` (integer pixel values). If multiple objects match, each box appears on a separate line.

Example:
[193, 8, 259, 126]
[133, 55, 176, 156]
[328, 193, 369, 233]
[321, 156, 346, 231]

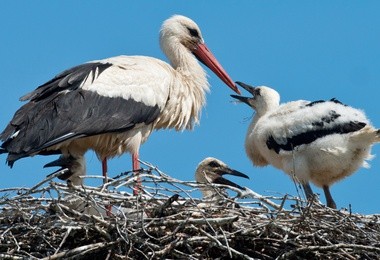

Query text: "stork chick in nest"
[45, 155, 86, 186]
[45, 155, 107, 216]
[195, 157, 249, 201]
[231, 81, 380, 209]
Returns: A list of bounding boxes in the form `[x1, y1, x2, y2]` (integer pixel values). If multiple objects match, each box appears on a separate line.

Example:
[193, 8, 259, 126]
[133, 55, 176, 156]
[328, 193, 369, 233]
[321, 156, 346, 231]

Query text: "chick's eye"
[187, 27, 200, 38]
[208, 161, 220, 168]
[254, 89, 261, 96]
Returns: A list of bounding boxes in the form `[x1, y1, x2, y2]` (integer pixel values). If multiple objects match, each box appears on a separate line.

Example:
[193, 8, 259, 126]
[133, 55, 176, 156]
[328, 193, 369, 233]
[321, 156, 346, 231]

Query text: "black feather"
[19, 62, 112, 102]
[1, 89, 161, 166]
[267, 121, 367, 154]
[306, 98, 346, 107]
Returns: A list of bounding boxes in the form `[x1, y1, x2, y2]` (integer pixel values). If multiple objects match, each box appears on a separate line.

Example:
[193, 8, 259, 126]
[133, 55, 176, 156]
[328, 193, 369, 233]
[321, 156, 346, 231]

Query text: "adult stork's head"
[160, 15, 240, 94]
[231, 81, 280, 116]
[195, 157, 249, 198]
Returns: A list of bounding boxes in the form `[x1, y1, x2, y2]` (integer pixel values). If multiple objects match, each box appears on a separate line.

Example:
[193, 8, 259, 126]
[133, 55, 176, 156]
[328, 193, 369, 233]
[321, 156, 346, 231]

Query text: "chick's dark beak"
[44, 156, 73, 180]
[44, 156, 70, 168]
[231, 81, 257, 106]
[213, 167, 249, 190]
[236, 81, 256, 95]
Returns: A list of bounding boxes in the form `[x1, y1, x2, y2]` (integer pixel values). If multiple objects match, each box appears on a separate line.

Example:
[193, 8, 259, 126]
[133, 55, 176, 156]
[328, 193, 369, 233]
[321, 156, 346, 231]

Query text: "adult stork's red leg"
[132, 153, 141, 195]
[102, 158, 112, 216]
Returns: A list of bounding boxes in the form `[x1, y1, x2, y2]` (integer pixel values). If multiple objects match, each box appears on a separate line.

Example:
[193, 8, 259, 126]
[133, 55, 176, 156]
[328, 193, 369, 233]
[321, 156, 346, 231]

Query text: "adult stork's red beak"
[193, 43, 241, 95]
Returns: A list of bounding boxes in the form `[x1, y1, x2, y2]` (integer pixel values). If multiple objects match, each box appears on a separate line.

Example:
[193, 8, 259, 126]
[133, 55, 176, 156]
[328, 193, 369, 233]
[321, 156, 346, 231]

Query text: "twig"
[279, 243, 380, 259]
[54, 227, 72, 254]
[41, 241, 119, 260]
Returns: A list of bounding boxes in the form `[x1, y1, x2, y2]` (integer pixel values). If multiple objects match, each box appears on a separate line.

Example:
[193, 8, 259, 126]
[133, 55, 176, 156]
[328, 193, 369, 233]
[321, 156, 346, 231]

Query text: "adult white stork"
[0, 15, 240, 191]
[195, 157, 249, 199]
[231, 81, 380, 209]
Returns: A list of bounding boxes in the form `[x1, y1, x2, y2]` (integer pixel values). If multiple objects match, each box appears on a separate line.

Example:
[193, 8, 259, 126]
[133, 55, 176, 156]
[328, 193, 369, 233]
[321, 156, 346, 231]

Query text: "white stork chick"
[195, 157, 249, 200]
[45, 155, 149, 218]
[0, 15, 240, 188]
[231, 81, 380, 209]
[44, 155, 107, 216]
[44, 155, 86, 186]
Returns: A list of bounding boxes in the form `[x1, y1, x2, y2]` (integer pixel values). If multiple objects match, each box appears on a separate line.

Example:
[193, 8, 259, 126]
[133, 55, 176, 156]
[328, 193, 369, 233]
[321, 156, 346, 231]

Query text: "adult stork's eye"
[187, 27, 200, 38]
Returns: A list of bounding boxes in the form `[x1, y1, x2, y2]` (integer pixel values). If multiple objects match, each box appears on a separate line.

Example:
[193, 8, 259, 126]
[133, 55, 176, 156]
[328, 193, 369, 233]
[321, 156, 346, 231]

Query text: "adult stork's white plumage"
[195, 157, 249, 199]
[231, 81, 380, 209]
[0, 15, 240, 191]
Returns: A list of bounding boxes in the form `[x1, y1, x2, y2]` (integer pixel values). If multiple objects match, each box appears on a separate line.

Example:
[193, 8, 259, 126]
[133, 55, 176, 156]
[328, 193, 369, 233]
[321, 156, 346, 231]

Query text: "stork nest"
[0, 161, 379, 259]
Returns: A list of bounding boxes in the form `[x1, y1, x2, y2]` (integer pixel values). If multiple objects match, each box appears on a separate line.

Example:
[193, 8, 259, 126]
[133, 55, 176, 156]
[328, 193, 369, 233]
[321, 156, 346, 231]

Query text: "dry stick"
[57, 203, 110, 227]
[0, 187, 30, 193]
[10, 232, 20, 252]
[23, 169, 67, 196]
[172, 249, 199, 260]
[279, 243, 380, 259]
[154, 237, 180, 257]
[242, 187, 282, 210]
[145, 215, 238, 227]
[41, 241, 119, 260]
[54, 227, 72, 255]
[219, 227, 233, 258]
[0, 254, 28, 260]
[198, 227, 253, 260]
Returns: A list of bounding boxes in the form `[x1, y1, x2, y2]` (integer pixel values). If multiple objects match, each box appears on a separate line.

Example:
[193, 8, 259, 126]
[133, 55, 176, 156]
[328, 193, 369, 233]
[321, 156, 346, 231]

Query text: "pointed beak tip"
[43, 162, 53, 168]
[235, 81, 255, 94]
[223, 79, 241, 95]
[44, 157, 66, 168]
[233, 87, 241, 95]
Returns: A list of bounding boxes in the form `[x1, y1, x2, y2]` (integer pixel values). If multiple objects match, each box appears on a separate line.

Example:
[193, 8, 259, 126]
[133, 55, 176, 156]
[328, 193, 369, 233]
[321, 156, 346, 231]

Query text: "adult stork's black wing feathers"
[1, 62, 161, 166]
[20, 62, 113, 102]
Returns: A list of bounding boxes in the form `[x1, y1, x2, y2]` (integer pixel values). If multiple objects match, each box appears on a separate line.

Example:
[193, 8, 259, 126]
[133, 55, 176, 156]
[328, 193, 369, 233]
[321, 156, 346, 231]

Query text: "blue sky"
[1, 2, 379, 214]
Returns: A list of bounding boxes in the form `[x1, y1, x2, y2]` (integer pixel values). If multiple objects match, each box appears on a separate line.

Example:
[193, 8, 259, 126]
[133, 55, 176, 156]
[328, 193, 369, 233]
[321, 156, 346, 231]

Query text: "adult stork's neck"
[158, 39, 209, 130]
[163, 39, 209, 92]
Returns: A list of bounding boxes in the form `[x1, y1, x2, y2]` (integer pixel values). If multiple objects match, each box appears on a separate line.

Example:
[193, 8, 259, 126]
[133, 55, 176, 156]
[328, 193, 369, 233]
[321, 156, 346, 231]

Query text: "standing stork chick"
[0, 15, 240, 192]
[195, 157, 249, 200]
[231, 81, 380, 209]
